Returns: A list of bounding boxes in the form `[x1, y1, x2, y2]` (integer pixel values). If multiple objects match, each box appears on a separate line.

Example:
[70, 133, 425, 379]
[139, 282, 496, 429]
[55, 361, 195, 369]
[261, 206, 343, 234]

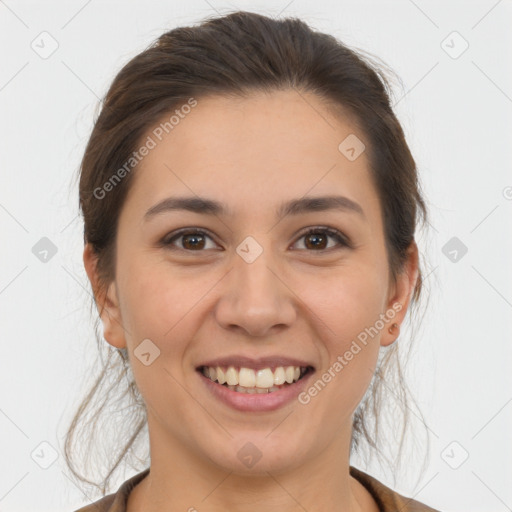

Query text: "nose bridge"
[214, 236, 296, 336]
[234, 237, 281, 307]
[236, 241, 277, 296]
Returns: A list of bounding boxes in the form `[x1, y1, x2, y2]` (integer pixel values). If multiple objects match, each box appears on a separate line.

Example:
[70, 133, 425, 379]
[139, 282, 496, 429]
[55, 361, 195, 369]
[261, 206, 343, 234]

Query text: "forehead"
[126, 89, 381, 227]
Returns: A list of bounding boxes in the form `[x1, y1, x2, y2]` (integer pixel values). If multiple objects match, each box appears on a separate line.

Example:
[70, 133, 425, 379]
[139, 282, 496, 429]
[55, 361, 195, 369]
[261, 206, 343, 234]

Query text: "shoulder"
[349, 466, 442, 512]
[71, 468, 150, 512]
[74, 494, 116, 512]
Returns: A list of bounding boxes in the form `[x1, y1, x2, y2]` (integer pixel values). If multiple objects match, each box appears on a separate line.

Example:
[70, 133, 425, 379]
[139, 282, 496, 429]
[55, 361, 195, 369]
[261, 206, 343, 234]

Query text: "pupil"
[184, 234, 205, 250]
[306, 233, 326, 250]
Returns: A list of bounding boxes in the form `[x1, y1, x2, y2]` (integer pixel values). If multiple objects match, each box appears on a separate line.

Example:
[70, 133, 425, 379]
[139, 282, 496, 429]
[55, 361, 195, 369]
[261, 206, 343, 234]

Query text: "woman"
[67, 10, 440, 512]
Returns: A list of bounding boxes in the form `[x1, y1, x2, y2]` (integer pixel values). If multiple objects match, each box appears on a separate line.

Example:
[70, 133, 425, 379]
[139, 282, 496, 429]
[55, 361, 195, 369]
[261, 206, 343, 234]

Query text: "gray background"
[0, 0, 511, 511]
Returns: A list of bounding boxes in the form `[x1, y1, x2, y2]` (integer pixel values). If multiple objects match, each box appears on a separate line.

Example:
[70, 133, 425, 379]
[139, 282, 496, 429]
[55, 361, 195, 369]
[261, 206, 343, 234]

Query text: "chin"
[202, 435, 305, 476]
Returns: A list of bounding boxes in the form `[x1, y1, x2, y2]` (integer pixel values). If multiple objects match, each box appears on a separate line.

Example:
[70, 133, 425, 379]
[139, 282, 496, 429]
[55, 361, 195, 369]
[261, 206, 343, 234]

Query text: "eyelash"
[161, 226, 352, 253]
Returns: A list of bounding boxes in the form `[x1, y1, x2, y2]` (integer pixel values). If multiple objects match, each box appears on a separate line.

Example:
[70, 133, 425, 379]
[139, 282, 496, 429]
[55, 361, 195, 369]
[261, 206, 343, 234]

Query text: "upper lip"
[197, 356, 315, 372]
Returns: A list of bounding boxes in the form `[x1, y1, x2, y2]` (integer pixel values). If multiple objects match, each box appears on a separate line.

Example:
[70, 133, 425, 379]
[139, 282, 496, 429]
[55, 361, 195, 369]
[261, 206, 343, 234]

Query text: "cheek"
[119, 259, 222, 362]
[300, 283, 383, 416]
[302, 264, 388, 338]
[119, 268, 197, 414]
[123, 250, 197, 313]
[297, 266, 386, 392]
[118, 261, 191, 352]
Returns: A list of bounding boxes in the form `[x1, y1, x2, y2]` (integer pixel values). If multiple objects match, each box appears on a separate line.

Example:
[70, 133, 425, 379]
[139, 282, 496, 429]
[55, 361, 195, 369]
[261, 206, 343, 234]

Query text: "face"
[84, 89, 418, 477]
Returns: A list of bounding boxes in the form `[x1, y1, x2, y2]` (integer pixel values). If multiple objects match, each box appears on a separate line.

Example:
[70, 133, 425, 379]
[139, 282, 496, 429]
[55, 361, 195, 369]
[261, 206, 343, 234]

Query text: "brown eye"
[293, 227, 350, 252]
[181, 233, 206, 250]
[304, 232, 328, 250]
[161, 226, 351, 253]
[163, 229, 217, 251]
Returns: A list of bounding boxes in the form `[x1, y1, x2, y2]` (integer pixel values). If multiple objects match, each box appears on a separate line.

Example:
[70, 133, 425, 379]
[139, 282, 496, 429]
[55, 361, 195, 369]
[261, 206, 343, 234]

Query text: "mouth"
[196, 364, 315, 394]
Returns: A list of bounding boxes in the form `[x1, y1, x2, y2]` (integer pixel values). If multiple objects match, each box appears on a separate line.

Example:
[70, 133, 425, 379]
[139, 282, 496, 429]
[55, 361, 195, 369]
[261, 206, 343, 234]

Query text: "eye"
[161, 229, 218, 251]
[291, 226, 351, 252]
[160, 226, 351, 253]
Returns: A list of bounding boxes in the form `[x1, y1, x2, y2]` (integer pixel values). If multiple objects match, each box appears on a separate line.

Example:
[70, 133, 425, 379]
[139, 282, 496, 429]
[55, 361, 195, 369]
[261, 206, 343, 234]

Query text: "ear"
[380, 240, 419, 347]
[83, 243, 127, 349]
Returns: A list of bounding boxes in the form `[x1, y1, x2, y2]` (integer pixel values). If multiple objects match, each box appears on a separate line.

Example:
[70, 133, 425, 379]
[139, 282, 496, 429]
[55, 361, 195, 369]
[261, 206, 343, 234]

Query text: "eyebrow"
[143, 195, 366, 221]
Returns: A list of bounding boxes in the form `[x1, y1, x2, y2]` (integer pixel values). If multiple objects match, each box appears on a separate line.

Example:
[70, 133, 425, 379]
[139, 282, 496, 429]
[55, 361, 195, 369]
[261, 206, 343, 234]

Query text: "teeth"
[217, 367, 226, 385]
[255, 368, 274, 388]
[201, 364, 308, 390]
[239, 367, 256, 387]
[274, 366, 285, 385]
[225, 366, 238, 386]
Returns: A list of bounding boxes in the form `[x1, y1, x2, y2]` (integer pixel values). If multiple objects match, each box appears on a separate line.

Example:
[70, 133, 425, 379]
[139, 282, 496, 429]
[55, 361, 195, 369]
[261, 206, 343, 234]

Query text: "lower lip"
[197, 369, 315, 412]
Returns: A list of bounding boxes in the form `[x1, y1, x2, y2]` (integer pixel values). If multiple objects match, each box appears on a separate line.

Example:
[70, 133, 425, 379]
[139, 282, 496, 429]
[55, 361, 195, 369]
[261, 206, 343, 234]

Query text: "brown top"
[74, 466, 441, 512]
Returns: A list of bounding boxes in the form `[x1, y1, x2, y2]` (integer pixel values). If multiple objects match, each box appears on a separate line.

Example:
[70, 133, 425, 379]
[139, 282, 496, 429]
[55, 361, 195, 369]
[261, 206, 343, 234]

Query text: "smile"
[200, 365, 310, 393]
[197, 365, 315, 412]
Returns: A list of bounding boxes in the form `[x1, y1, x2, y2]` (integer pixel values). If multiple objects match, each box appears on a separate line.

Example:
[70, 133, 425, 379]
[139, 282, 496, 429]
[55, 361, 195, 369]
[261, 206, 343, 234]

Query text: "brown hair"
[65, 10, 431, 495]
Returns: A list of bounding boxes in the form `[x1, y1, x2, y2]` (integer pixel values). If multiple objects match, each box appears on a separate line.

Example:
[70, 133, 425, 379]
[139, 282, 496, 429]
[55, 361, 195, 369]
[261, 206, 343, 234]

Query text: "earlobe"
[381, 241, 419, 348]
[83, 243, 127, 349]
[99, 282, 128, 349]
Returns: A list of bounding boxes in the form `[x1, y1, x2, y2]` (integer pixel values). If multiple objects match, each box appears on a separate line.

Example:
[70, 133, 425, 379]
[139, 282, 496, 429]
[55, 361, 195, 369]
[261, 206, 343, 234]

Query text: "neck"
[127, 414, 377, 512]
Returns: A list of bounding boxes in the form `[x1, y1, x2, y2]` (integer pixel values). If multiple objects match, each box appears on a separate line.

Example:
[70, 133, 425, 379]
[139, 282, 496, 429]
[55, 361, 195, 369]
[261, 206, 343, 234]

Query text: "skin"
[84, 89, 418, 512]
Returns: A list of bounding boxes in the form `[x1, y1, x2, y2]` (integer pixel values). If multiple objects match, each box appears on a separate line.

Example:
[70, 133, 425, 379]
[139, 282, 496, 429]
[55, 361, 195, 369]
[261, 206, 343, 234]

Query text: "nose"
[214, 246, 297, 338]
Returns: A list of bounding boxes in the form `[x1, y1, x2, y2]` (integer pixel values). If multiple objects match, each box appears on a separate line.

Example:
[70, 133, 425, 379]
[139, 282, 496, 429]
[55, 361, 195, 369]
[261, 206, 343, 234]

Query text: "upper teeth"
[202, 365, 306, 388]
